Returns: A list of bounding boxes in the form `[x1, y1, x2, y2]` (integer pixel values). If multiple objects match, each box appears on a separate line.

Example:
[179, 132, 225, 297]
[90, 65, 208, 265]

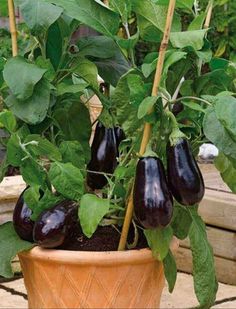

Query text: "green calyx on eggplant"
[133, 156, 173, 229]
[33, 200, 78, 249]
[87, 122, 118, 190]
[167, 138, 205, 206]
[13, 188, 34, 242]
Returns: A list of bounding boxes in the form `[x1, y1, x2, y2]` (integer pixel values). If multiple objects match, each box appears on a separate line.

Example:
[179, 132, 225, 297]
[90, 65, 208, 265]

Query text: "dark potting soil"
[61, 225, 148, 252]
[6, 166, 20, 177]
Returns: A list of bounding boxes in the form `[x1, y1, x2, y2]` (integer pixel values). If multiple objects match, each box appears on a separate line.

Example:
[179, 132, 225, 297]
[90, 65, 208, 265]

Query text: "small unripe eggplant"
[87, 122, 117, 190]
[33, 200, 78, 249]
[167, 138, 205, 206]
[133, 157, 173, 229]
[13, 188, 34, 242]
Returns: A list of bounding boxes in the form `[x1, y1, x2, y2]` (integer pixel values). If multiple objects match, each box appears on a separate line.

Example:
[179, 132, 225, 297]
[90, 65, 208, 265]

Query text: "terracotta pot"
[19, 242, 177, 309]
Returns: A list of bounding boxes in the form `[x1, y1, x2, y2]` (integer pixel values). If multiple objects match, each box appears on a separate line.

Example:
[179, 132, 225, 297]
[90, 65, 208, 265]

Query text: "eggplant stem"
[118, 0, 177, 251]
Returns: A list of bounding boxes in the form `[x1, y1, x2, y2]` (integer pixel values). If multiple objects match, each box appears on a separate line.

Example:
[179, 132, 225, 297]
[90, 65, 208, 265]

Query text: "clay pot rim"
[19, 237, 179, 266]
[19, 247, 154, 266]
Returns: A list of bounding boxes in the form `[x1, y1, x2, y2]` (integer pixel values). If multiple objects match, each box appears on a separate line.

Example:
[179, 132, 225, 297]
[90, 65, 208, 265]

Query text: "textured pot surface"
[19, 247, 166, 309]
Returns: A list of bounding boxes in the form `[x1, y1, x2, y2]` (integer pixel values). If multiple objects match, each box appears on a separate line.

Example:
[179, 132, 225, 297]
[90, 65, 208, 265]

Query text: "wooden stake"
[118, 0, 176, 251]
[8, 0, 18, 57]
[204, 0, 214, 29]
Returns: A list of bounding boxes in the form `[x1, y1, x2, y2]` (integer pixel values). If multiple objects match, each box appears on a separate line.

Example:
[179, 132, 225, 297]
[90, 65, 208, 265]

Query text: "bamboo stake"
[118, 0, 176, 251]
[204, 0, 214, 29]
[8, 0, 18, 57]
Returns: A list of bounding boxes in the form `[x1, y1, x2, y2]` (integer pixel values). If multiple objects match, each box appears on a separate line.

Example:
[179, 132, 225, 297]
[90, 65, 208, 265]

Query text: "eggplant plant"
[1, 0, 236, 308]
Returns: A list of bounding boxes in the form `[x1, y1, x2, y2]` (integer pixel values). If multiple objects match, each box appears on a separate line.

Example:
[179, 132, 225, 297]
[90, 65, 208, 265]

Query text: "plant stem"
[123, 22, 136, 68]
[172, 96, 212, 106]
[8, 0, 18, 57]
[118, 0, 177, 251]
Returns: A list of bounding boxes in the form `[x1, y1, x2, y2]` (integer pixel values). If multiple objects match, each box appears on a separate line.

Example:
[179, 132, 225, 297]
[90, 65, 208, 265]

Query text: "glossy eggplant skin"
[114, 127, 125, 148]
[133, 157, 173, 229]
[167, 138, 205, 206]
[33, 200, 78, 249]
[13, 188, 34, 242]
[87, 122, 118, 190]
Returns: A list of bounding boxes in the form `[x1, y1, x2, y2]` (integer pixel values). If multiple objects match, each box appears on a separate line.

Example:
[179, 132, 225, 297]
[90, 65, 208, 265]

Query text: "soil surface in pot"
[60, 225, 148, 252]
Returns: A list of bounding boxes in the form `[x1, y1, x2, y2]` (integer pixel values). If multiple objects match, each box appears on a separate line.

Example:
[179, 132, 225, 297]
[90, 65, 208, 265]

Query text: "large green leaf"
[3, 56, 46, 101]
[214, 152, 236, 193]
[163, 250, 177, 293]
[20, 158, 47, 188]
[59, 140, 86, 168]
[0, 222, 34, 278]
[215, 96, 236, 138]
[132, 0, 181, 33]
[78, 36, 130, 86]
[109, 0, 131, 23]
[73, 57, 98, 90]
[203, 107, 236, 160]
[0, 110, 16, 133]
[144, 226, 173, 261]
[188, 208, 218, 308]
[79, 194, 110, 238]
[138, 96, 158, 119]
[6, 134, 25, 166]
[170, 29, 208, 51]
[15, 0, 63, 35]
[48, 162, 84, 200]
[24, 134, 62, 161]
[46, 0, 120, 37]
[111, 72, 147, 134]
[171, 204, 192, 240]
[5, 79, 51, 125]
[54, 101, 91, 158]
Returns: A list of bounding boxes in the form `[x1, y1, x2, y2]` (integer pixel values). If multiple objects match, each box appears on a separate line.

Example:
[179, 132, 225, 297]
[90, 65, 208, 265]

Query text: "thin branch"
[118, 0, 177, 251]
[8, 0, 18, 57]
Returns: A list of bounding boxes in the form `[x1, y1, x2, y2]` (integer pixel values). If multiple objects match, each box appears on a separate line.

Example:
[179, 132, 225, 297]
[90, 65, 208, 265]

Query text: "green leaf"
[49, 162, 84, 200]
[54, 101, 92, 158]
[109, 0, 131, 23]
[23, 186, 41, 211]
[215, 96, 236, 138]
[57, 83, 88, 96]
[188, 208, 218, 308]
[30, 190, 64, 221]
[35, 56, 55, 82]
[214, 152, 236, 193]
[78, 36, 130, 87]
[170, 29, 208, 51]
[72, 57, 98, 90]
[0, 110, 16, 133]
[79, 194, 110, 238]
[132, 0, 181, 33]
[47, 0, 120, 37]
[171, 204, 192, 240]
[46, 18, 68, 70]
[24, 134, 62, 161]
[181, 100, 206, 113]
[111, 72, 147, 134]
[0, 158, 8, 183]
[138, 96, 158, 119]
[6, 134, 25, 166]
[188, 12, 207, 31]
[203, 107, 236, 160]
[20, 158, 47, 187]
[0, 222, 34, 278]
[163, 250, 177, 293]
[59, 141, 86, 168]
[144, 226, 173, 261]
[15, 0, 63, 35]
[5, 79, 51, 125]
[176, 0, 194, 11]
[3, 56, 46, 101]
